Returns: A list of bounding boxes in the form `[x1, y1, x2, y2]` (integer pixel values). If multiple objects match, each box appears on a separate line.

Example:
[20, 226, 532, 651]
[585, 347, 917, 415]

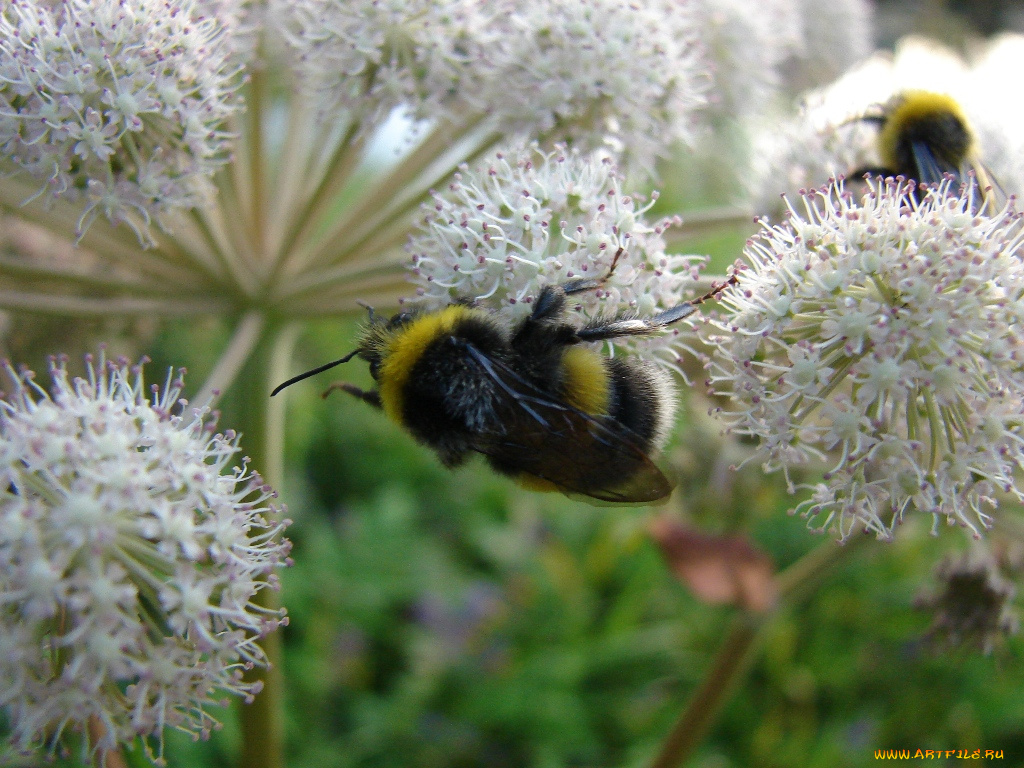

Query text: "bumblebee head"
[269, 306, 416, 397]
[353, 309, 417, 382]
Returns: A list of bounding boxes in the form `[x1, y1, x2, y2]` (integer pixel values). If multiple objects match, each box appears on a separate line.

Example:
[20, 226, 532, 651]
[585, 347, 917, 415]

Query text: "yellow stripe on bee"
[878, 90, 972, 169]
[561, 346, 609, 415]
[378, 305, 481, 424]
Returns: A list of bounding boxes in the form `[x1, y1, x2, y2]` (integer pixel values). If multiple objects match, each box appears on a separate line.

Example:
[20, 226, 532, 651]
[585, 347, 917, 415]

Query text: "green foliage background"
[6, 203, 1023, 768]
[153, 312, 1024, 768]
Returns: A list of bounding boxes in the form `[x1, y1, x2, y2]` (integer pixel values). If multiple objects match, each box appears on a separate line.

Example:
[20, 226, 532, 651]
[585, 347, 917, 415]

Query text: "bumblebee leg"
[356, 300, 378, 323]
[574, 269, 743, 341]
[322, 381, 382, 408]
[530, 284, 569, 321]
[530, 247, 628, 323]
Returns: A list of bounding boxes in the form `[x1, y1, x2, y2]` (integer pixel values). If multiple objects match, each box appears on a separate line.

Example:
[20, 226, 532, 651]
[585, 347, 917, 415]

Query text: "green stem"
[246, 64, 268, 264]
[649, 613, 762, 768]
[649, 537, 868, 768]
[268, 117, 363, 276]
[0, 185, 216, 288]
[194, 311, 266, 407]
[300, 117, 493, 272]
[274, 244, 408, 305]
[0, 254, 177, 294]
[227, 320, 300, 768]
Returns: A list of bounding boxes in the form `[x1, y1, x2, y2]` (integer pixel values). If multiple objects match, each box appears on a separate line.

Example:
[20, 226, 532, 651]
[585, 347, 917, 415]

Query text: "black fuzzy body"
[348, 287, 681, 503]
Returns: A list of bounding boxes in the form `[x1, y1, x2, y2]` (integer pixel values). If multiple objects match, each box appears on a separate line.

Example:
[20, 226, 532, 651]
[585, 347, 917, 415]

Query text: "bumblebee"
[273, 258, 711, 504]
[853, 90, 1002, 210]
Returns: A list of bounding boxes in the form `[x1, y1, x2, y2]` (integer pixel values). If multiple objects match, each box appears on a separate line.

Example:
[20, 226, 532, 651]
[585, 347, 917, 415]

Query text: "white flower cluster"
[278, 0, 481, 131]
[0, 351, 291, 763]
[407, 144, 706, 369]
[693, 0, 799, 127]
[0, 0, 243, 240]
[280, 0, 706, 171]
[489, 0, 705, 168]
[704, 179, 1024, 540]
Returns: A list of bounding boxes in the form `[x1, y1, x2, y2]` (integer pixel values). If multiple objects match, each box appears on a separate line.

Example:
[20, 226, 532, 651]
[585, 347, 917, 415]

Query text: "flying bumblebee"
[272, 253, 719, 504]
[852, 89, 1003, 211]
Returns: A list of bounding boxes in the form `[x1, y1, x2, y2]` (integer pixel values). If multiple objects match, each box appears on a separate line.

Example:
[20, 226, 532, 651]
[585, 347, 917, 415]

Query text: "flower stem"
[229, 320, 300, 768]
[194, 311, 266, 407]
[0, 289, 229, 316]
[649, 612, 762, 768]
[304, 116, 491, 271]
[649, 537, 868, 768]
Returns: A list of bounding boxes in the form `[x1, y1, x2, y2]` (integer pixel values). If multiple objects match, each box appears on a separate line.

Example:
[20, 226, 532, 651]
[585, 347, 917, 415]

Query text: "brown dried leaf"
[650, 517, 778, 613]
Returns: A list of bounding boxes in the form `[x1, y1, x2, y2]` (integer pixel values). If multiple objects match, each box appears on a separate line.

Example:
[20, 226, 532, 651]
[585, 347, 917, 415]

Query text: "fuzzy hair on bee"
[851, 90, 1004, 212]
[272, 256, 726, 504]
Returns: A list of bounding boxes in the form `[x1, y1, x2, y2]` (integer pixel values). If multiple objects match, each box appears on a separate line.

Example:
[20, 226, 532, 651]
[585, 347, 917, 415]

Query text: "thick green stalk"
[194, 311, 266, 407]
[226, 319, 300, 768]
[649, 613, 763, 768]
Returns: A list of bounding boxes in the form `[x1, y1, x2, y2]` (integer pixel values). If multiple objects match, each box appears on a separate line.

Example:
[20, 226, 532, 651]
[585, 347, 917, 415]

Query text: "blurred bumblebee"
[273, 252, 716, 504]
[852, 89, 1003, 212]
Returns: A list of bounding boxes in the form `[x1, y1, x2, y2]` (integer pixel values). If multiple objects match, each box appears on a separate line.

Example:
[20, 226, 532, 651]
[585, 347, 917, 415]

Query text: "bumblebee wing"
[457, 340, 673, 504]
[909, 139, 951, 185]
[910, 142, 1006, 214]
[487, 402, 674, 504]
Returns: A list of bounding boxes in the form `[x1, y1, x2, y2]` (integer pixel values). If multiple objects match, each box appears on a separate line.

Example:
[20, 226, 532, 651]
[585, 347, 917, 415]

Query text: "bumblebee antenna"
[271, 350, 360, 396]
[605, 246, 625, 279]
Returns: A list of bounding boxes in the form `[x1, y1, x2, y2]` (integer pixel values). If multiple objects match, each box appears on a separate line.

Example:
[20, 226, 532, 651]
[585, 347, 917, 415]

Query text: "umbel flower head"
[0, 0, 243, 240]
[407, 143, 707, 370]
[0, 350, 291, 763]
[281, 0, 706, 173]
[704, 178, 1024, 541]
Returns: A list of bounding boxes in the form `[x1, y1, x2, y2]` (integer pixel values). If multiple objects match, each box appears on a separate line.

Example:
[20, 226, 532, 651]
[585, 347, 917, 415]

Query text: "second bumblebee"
[854, 89, 1002, 210]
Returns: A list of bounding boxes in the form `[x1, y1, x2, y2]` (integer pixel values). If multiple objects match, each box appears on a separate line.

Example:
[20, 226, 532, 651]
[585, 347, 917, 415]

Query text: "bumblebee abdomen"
[556, 349, 675, 450]
[604, 357, 677, 452]
[498, 353, 677, 501]
[560, 346, 610, 414]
